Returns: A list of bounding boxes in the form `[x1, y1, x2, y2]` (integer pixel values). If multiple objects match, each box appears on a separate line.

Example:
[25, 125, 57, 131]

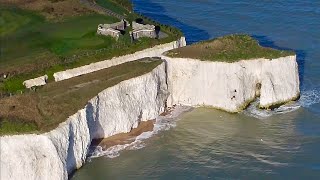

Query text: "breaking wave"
[89, 106, 193, 159]
[244, 87, 320, 119]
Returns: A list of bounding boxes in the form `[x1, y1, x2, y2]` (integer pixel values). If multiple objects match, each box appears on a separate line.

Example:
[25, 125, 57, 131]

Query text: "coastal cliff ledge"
[0, 34, 300, 180]
[1, 59, 168, 180]
[163, 34, 300, 112]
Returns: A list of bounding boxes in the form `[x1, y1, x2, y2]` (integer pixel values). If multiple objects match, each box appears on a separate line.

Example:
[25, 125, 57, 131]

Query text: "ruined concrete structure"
[23, 75, 48, 89]
[97, 19, 157, 40]
[131, 21, 157, 40]
[97, 19, 128, 40]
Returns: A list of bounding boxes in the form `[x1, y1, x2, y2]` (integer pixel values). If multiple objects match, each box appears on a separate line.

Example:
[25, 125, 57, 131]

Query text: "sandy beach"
[91, 120, 155, 150]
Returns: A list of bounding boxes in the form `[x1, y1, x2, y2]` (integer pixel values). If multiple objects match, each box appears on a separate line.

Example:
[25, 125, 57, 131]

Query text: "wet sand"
[91, 120, 155, 150]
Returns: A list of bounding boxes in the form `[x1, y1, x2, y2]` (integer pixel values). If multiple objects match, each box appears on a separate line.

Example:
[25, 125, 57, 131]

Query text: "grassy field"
[167, 34, 295, 62]
[1, 8, 118, 72]
[0, 0, 181, 135]
[0, 59, 162, 135]
[0, 0, 182, 95]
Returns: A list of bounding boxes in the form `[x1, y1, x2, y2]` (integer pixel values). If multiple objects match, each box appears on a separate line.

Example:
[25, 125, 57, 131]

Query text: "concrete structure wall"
[23, 75, 48, 88]
[53, 37, 186, 82]
[131, 29, 156, 39]
[97, 27, 121, 39]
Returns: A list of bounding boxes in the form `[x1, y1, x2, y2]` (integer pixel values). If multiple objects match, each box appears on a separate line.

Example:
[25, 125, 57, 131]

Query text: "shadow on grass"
[252, 35, 306, 88]
[131, 0, 210, 45]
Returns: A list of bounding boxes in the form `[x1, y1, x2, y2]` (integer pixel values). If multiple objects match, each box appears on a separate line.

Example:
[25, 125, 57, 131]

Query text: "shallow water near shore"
[72, 0, 320, 179]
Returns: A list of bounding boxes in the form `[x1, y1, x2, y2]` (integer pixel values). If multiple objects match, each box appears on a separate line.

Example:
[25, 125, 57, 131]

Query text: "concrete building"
[97, 19, 158, 41]
[131, 21, 157, 40]
[97, 19, 128, 40]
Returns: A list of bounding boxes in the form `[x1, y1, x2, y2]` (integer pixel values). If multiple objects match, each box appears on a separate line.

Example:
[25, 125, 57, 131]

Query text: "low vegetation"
[0, 0, 182, 95]
[95, 0, 130, 15]
[0, 59, 162, 135]
[0, 0, 94, 20]
[167, 34, 295, 62]
[111, 0, 133, 12]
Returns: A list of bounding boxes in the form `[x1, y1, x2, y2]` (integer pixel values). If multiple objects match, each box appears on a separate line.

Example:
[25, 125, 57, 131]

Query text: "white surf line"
[244, 87, 320, 119]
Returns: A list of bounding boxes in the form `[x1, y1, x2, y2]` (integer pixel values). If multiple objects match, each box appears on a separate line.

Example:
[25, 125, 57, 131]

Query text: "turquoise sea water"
[72, 1, 320, 179]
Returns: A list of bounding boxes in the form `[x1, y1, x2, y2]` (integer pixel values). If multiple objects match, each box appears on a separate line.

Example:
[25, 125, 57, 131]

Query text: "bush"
[3, 77, 25, 93]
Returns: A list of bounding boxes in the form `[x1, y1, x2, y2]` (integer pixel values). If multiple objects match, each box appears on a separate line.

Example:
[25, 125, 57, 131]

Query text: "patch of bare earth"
[166, 37, 229, 60]
[0, 0, 94, 20]
[0, 94, 43, 127]
[166, 34, 295, 62]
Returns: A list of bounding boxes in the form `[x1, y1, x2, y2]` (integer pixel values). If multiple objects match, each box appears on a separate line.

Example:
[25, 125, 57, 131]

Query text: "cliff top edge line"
[166, 34, 295, 62]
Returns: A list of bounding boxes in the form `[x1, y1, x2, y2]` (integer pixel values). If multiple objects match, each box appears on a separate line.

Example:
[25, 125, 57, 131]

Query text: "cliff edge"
[164, 34, 300, 112]
[0, 61, 168, 180]
[164, 55, 299, 112]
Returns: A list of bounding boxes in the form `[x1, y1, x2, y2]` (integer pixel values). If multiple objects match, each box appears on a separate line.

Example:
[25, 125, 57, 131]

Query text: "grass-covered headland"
[0, 58, 162, 135]
[0, 0, 182, 96]
[0, 0, 182, 135]
[167, 34, 295, 62]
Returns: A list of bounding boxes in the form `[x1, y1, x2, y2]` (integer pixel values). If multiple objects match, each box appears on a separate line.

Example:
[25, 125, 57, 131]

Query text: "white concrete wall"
[53, 37, 186, 82]
[0, 63, 168, 180]
[23, 75, 48, 88]
[164, 55, 300, 112]
[97, 27, 121, 39]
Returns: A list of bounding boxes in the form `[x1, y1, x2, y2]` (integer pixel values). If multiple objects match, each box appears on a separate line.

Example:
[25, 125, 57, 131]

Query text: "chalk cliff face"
[164, 55, 300, 112]
[0, 63, 168, 180]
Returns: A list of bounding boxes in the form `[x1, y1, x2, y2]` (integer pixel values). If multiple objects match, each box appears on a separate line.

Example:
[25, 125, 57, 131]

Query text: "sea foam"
[244, 87, 320, 119]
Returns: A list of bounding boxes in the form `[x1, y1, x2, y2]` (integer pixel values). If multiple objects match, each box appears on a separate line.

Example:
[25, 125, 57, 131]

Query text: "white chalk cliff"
[0, 63, 168, 180]
[0, 52, 300, 179]
[164, 55, 300, 112]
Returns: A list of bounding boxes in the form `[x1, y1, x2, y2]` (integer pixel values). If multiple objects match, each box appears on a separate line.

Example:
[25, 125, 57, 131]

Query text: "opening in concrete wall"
[155, 25, 160, 38]
[135, 18, 144, 24]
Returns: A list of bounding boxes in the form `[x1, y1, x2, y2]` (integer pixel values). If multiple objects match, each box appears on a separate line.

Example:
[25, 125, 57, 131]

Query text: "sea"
[72, 1, 320, 179]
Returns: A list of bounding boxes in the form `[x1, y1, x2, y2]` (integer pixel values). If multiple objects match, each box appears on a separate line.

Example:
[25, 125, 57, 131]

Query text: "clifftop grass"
[167, 34, 295, 62]
[0, 59, 162, 135]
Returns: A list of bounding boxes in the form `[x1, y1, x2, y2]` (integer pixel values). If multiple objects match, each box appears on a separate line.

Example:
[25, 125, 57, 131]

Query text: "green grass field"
[1, 8, 117, 65]
[167, 34, 295, 62]
[0, 0, 182, 135]
[0, 3, 181, 95]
